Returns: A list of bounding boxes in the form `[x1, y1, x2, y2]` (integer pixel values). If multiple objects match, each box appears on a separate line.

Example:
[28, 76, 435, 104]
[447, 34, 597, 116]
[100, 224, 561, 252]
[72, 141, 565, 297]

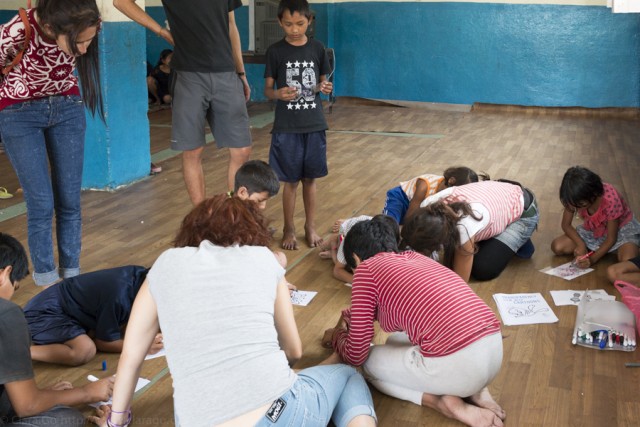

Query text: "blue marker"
[102, 360, 107, 371]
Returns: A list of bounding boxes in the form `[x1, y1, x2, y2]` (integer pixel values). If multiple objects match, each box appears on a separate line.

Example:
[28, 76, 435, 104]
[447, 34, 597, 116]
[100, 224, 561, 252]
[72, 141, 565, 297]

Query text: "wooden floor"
[1, 99, 639, 426]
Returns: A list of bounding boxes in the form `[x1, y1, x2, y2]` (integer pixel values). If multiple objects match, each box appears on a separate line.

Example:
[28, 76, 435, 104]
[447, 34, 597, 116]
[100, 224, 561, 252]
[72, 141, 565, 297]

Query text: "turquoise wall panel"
[84, 21, 150, 189]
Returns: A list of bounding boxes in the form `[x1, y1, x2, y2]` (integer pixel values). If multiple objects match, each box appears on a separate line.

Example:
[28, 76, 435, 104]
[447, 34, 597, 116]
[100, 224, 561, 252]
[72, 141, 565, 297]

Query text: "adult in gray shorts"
[172, 70, 252, 204]
[114, 0, 252, 205]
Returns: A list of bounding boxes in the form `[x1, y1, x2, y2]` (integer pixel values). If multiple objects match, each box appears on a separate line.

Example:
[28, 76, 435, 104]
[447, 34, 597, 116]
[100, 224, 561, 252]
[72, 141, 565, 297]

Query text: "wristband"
[107, 409, 132, 427]
[237, 72, 245, 76]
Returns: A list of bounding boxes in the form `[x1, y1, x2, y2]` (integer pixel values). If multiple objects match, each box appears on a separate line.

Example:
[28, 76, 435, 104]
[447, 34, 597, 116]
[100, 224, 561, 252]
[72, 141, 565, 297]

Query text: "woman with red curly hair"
[91, 194, 376, 427]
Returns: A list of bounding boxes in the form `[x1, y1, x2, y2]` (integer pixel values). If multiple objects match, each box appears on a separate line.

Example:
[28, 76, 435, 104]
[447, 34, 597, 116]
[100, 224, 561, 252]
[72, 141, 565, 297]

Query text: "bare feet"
[469, 387, 506, 421]
[469, 387, 507, 420]
[305, 225, 324, 248]
[421, 393, 503, 427]
[332, 218, 346, 233]
[282, 229, 298, 250]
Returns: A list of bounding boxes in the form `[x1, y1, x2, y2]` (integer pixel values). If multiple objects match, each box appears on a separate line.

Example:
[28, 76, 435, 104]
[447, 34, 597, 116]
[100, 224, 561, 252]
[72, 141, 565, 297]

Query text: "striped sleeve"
[333, 264, 378, 366]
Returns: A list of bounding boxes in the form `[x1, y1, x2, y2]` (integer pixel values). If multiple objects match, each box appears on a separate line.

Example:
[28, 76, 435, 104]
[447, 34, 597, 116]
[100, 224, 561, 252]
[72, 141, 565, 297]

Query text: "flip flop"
[0, 187, 13, 199]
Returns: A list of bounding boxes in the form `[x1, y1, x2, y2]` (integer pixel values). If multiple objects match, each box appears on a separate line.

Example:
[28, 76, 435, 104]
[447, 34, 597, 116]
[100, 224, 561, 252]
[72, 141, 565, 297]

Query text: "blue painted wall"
[147, 2, 640, 108]
[83, 22, 150, 188]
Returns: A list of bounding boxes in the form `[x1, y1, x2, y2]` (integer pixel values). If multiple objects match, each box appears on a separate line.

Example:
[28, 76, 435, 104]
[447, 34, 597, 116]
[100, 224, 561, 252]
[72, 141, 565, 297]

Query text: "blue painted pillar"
[83, 2, 150, 189]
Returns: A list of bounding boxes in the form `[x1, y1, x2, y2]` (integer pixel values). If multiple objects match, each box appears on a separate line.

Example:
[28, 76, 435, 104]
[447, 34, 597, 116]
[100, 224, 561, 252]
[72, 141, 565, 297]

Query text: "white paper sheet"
[145, 347, 166, 360]
[291, 290, 317, 306]
[540, 262, 594, 281]
[89, 377, 150, 408]
[550, 289, 615, 306]
[493, 293, 559, 326]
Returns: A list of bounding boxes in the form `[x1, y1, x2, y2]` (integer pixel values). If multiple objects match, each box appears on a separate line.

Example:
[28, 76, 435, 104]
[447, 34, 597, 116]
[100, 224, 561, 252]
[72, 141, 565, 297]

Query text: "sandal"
[0, 187, 13, 199]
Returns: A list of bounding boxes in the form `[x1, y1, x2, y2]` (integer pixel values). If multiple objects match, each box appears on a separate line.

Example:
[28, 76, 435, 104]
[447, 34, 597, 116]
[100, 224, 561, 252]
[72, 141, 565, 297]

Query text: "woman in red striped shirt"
[325, 218, 505, 427]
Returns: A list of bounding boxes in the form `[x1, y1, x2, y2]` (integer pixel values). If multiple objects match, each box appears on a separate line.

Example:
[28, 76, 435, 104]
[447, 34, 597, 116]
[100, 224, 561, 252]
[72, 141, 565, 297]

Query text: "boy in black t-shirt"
[0, 233, 113, 425]
[24, 265, 164, 366]
[264, 0, 333, 251]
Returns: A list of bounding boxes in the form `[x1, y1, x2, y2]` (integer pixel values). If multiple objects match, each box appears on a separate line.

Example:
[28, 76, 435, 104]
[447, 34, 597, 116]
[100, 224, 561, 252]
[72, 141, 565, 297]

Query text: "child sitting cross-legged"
[551, 166, 640, 270]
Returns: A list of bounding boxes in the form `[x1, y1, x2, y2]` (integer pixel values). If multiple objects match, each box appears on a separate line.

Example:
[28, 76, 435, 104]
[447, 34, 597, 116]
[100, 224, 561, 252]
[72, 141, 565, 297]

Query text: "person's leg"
[479, 213, 539, 281]
[181, 147, 206, 206]
[47, 96, 86, 280]
[30, 334, 96, 366]
[302, 178, 323, 247]
[227, 146, 251, 192]
[472, 239, 515, 281]
[420, 393, 503, 427]
[170, 71, 210, 206]
[0, 100, 58, 286]
[282, 181, 299, 250]
[301, 131, 327, 247]
[551, 234, 577, 255]
[617, 242, 639, 262]
[5, 406, 84, 427]
[607, 256, 640, 286]
[296, 364, 376, 427]
[207, 72, 252, 192]
[147, 76, 160, 104]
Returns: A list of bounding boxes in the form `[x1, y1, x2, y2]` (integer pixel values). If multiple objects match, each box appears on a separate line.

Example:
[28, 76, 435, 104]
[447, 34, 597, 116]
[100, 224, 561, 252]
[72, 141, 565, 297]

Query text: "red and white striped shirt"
[333, 251, 501, 366]
[424, 181, 524, 243]
[0, 9, 79, 112]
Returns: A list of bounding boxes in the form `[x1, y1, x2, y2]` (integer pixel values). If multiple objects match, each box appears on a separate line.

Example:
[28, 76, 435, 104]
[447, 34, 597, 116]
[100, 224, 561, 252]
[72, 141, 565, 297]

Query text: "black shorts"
[269, 131, 328, 182]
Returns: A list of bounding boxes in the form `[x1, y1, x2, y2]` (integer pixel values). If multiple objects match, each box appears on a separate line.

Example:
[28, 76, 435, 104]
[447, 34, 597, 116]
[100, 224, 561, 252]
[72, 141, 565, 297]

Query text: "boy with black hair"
[24, 265, 163, 366]
[264, 0, 333, 250]
[233, 160, 297, 293]
[233, 159, 280, 210]
[0, 233, 113, 426]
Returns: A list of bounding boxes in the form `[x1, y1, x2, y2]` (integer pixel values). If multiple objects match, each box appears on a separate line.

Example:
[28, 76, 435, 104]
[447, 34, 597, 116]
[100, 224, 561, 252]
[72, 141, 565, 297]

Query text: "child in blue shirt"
[24, 265, 163, 366]
[264, 0, 333, 251]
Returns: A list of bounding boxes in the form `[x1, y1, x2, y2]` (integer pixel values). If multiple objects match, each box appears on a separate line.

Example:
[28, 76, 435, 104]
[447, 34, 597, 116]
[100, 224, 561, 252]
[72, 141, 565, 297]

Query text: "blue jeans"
[0, 95, 86, 286]
[254, 364, 376, 427]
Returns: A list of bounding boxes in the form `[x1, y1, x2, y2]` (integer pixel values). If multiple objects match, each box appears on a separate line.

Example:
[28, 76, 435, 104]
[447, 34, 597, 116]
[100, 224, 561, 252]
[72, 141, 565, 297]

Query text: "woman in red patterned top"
[0, 0, 103, 286]
[324, 218, 506, 427]
[551, 166, 639, 269]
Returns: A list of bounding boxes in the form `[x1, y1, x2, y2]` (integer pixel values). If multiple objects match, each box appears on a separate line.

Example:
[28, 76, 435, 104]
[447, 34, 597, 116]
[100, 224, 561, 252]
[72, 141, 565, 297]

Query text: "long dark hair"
[401, 201, 479, 268]
[37, 0, 104, 119]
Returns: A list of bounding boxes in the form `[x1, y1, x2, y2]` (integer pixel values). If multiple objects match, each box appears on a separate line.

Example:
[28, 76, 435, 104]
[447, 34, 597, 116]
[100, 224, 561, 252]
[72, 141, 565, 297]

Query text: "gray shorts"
[170, 70, 251, 151]
[577, 216, 640, 252]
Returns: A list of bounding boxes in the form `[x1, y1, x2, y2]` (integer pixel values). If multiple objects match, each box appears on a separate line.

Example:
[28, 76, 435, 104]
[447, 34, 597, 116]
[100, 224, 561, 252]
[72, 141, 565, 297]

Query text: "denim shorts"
[254, 364, 376, 427]
[269, 131, 328, 182]
[494, 199, 539, 252]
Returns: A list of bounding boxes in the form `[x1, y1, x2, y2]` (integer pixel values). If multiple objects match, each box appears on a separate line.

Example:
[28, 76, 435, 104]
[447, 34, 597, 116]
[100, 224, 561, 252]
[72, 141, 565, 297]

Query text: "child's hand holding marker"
[573, 251, 594, 269]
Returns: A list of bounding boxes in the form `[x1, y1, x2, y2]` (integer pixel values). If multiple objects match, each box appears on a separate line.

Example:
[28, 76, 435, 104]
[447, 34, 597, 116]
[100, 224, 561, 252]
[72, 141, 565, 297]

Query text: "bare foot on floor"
[318, 250, 332, 259]
[468, 388, 506, 420]
[281, 230, 298, 250]
[305, 226, 324, 248]
[332, 219, 346, 233]
[423, 394, 503, 427]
